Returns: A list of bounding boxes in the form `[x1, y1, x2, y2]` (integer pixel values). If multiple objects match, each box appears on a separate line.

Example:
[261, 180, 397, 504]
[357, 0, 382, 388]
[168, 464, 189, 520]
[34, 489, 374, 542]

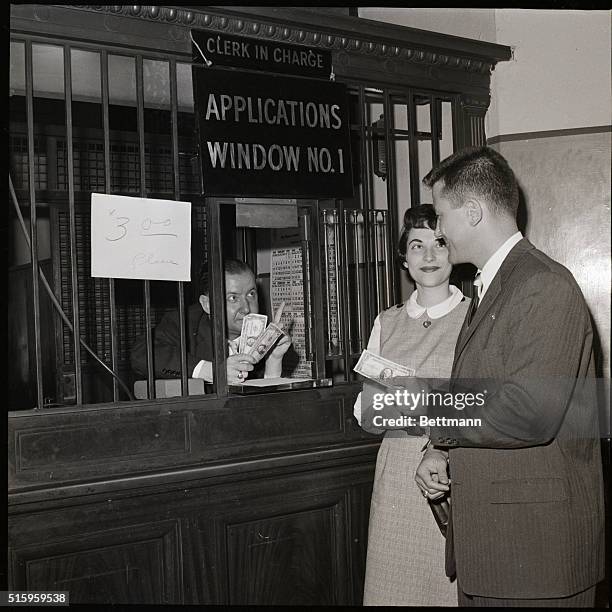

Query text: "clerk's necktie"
[466, 271, 482, 327]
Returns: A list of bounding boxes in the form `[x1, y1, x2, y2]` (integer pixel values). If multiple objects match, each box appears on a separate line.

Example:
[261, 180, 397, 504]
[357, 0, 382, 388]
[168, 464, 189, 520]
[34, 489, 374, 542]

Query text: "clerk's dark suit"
[130, 304, 214, 379]
[429, 238, 605, 599]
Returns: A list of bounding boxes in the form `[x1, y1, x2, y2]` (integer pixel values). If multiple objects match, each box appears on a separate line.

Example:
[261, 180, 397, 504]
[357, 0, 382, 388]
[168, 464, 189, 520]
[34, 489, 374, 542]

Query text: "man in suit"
[414, 146, 605, 606]
[131, 259, 291, 384]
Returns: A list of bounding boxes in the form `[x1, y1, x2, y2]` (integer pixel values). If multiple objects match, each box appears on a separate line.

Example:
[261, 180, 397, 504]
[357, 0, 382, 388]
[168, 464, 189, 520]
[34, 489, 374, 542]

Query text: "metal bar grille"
[322, 209, 334, 356]
[135, 56, 155, 400]
[170, 58, 189, 396]
[382, 89, 398, 304]
[382, 213, 392, 310]
[407, 90, 420, 210]
[209, 200, 227, 396]
[372, 211, 384, 314]
[431, 97, 441, 167]
[357, 85, 375, 334]
[348, 209, 363, 353]
[337, 200, 351, 381]
[101, 50, 120, 402]
[24, 40, 44, 409]
[299, 209, 314, 361]
[64, 45, 83, 405]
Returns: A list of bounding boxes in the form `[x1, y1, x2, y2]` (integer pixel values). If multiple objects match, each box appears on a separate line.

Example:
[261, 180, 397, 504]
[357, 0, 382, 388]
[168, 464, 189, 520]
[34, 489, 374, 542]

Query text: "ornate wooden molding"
[460, 94, 491, 109]
[69, 5, 504, 75]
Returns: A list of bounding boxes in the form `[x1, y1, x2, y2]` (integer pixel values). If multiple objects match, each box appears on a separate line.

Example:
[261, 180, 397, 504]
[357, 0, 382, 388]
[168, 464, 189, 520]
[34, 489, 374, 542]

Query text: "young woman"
[355, 204, 470, 606]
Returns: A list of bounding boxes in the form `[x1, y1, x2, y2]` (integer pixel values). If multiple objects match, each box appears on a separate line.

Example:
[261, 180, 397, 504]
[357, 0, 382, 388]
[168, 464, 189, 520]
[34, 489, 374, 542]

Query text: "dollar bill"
[354, 349, 415, 385]
[243, 322, 284, 362]
[239, 313, 268, 354]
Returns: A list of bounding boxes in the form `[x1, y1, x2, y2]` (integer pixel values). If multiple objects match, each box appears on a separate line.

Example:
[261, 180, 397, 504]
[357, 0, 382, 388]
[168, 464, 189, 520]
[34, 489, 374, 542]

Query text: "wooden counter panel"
[15, 413, 191, 471]
[195, 393, 344, 451]
[8, 386, 367, 492]
[8, 458, 376, 604]
[10, 520, 182, 604]
[226, 500, 346, 604]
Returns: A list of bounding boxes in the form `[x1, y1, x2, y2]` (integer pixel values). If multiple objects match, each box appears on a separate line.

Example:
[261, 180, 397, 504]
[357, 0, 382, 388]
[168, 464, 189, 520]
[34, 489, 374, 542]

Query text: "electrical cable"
[9, 174, 135, 402]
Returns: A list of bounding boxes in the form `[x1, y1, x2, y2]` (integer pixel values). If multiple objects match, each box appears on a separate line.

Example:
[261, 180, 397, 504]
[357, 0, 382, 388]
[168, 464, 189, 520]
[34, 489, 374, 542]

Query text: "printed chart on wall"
[270, 229, 313, 378]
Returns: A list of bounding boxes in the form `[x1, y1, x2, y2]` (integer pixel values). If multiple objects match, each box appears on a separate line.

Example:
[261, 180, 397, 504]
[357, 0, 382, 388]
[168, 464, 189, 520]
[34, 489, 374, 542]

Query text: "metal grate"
[321, 208, 391, 359]
[57, 140, 106, 192]
[53, 138, 200, 194]
[9, 134, 48, 190]
[54, 205, 207, 368]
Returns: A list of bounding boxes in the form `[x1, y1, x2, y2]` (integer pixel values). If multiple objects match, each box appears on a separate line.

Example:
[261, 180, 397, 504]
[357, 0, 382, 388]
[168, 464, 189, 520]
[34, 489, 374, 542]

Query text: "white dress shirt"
[192, 336, 241, 382]
[478, 231, 523, 300]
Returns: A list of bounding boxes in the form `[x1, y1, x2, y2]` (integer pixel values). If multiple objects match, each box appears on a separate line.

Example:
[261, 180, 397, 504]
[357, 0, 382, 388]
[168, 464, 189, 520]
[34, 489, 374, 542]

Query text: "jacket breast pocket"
[489, 478, 568, 504]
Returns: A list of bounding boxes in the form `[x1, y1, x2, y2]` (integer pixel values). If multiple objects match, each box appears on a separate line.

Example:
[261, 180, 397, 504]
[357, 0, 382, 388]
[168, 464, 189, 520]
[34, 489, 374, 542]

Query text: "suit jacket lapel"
[455, 276, 501, 358]
[453, 238, 535, 365]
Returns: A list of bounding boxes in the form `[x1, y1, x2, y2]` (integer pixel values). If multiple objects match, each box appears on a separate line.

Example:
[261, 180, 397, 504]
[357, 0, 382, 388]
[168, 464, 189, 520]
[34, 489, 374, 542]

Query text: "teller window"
[200, 198, 328, 397]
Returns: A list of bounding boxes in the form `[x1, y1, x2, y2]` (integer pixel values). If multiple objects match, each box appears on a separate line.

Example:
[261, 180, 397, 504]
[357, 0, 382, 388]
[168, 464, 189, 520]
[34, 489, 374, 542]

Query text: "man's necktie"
[466, 271, 482, 327]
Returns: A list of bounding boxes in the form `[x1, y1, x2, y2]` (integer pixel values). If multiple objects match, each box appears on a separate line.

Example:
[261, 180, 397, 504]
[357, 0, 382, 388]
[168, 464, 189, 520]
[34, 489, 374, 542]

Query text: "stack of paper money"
[238, 314, 268, 354]
[237, 303, 287, 365]
[242, 322, 284, 362]
[354, 349, 415, 385]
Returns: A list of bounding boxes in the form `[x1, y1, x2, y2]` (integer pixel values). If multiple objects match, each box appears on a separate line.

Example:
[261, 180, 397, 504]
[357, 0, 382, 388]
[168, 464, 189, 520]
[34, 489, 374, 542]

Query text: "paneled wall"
[490, 129, 611, 379]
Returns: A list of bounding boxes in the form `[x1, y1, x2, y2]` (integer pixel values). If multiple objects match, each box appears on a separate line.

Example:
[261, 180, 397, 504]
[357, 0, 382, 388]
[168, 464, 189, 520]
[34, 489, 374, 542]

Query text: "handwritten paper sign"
[90, 193, 191, 281]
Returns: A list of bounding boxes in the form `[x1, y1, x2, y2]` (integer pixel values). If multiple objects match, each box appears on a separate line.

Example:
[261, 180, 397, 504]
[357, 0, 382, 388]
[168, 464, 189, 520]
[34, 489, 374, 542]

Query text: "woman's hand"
[415, 447, 450, 500]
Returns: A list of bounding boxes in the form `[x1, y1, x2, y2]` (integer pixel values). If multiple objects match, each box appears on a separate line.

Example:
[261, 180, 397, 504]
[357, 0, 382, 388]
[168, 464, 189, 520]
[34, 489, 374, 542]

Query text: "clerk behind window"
[130, 259, 291, 384]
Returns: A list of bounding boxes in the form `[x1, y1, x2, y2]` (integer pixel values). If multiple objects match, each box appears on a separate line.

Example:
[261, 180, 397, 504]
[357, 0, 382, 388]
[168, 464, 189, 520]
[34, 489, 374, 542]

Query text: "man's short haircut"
[423, 146, 519, 217]
[198, 259, 254, 296]
[397, 203, 438, 261]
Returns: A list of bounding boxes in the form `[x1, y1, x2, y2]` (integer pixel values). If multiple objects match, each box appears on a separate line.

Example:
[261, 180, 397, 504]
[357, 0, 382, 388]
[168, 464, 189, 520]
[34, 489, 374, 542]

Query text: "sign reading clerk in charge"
[193, 69, 354, 198]
[191, 31, 332, 79]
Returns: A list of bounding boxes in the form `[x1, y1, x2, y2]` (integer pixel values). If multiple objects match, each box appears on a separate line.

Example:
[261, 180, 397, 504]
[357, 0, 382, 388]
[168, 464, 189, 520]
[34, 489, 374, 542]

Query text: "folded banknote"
[239, 313, 268, 354]
[243, 322, 284, 362]
[354, 349, 415, 384]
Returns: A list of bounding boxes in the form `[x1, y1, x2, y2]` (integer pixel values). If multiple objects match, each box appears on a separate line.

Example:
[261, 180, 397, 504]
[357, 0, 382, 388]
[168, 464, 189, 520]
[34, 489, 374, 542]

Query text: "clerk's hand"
[415, 447, 450, 500]
[226, 353, 257, 384]
[264, 333, 292, 378]
[268, 333, 291, 359]
[263, 302, 291, 378]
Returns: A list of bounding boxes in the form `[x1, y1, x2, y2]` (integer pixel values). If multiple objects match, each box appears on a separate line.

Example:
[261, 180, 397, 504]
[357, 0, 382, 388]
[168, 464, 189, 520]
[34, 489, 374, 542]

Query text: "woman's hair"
[397, 203, 438, 260]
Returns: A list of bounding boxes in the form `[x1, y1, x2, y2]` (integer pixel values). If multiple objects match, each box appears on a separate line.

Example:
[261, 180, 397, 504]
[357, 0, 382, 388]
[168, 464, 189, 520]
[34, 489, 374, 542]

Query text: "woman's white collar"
[406, 285, 464, 320]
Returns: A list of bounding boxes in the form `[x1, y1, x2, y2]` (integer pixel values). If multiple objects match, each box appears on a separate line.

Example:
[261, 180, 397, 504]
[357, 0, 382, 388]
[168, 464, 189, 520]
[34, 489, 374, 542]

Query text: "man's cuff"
[192, 359, 213, 382]
[264, 357, 282, 378]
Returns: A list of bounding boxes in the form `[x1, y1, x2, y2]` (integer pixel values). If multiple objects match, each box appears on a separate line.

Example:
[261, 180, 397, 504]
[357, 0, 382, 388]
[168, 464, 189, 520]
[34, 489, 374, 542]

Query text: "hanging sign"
[193, 68, 354, 198]
[191, 30, 332, 79]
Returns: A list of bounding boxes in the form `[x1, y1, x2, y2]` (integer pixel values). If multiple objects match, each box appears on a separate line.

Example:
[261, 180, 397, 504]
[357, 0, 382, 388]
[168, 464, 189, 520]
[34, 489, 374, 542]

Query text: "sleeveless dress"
[360, 287, 470, 606]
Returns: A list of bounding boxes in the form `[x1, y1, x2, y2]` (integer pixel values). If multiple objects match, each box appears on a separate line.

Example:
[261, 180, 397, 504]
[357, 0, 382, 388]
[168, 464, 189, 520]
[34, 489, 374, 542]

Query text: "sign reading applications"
[193, 68, 354, 198]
